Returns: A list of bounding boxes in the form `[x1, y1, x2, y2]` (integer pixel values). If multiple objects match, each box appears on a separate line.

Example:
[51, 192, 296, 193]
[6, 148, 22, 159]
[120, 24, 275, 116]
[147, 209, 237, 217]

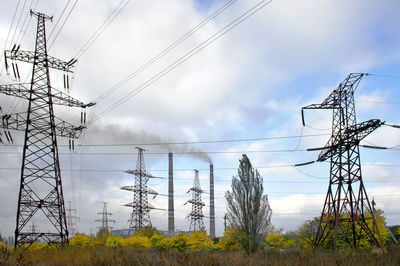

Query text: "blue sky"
[0, 0, 400, 238]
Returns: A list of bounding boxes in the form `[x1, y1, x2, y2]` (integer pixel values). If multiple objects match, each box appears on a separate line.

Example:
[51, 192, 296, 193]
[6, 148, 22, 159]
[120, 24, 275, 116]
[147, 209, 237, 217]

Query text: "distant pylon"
[186, 170, 205, 232]
[302, 73, 384, 249]
[95, 202, 115, 232]
[121, 147, 161, 235]
[66, 201, 79, 237]
[29, 222, 38, 234]
[223, 214, 228, 231]
[0, 10, 94, 248]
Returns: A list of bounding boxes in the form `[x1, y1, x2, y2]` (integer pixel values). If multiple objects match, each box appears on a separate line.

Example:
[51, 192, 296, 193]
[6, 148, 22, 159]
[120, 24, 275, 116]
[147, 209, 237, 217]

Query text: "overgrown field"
[1, 247, 399, 265]
[1, 226, 399, 265]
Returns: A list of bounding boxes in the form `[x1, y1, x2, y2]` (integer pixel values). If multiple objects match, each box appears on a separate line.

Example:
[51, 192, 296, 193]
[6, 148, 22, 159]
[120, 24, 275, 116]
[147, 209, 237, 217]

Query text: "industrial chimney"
[168, 153, 174, 236]
[210, 163, 215, 239]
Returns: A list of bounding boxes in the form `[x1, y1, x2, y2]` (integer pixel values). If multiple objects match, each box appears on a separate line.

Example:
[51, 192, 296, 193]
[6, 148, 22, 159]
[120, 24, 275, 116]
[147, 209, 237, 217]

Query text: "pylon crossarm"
[124, 169, 161, 179]
[316, 119, 384, 162]
[5, 50, 77, 72]
[345, 119, 384, 142]
[1, 112, 84, 138]
[0, 83, 90, 108]
[187, 199, 205, 206]
[302, 73, 366, 112]
[188, 187, 205, 193]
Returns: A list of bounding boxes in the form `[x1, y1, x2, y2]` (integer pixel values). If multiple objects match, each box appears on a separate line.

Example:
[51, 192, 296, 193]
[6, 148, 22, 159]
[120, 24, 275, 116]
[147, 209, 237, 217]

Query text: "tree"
[298, 210, 390, 250]
[225, 154, 272, 253]
[298, 217, 320, 249]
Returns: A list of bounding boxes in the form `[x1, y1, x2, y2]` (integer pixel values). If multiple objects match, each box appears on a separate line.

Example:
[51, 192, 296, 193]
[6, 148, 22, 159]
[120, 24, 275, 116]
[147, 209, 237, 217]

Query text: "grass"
[1, 246, 399, 265]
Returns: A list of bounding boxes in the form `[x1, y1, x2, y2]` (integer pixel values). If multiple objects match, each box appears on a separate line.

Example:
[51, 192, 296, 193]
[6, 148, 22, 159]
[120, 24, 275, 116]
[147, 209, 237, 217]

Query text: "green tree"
[225, 154, 272, 253]
[298, 217, 320, 249]
[299, 210, 390, 250]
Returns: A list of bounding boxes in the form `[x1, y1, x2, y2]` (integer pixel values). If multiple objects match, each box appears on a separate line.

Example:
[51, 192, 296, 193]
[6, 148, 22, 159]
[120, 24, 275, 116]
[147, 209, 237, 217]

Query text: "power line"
[0, 162, 399, 173]
[8, 0, 28, 50]
[14, 0, 38, 46]
[94, 0, 237, 103]
[0, 149, 309, 156]
[48, 0, 73, 41]
[0, 0, 22, 78]
[48, 0, 79, 49]
[73, 0, 130, 59]
[367, 73, 400, 79]
[90, 0, 273, 123]
[0, 132, 330, 147]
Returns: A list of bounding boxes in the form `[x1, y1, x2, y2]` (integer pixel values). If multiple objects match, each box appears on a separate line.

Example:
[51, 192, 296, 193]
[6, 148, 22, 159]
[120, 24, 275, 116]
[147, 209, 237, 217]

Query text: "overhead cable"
[90, 0, 273, 123]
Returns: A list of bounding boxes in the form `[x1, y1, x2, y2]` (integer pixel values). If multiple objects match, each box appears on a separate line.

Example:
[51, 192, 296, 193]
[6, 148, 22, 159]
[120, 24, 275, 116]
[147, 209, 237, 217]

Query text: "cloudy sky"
[1, 0, 400, 238]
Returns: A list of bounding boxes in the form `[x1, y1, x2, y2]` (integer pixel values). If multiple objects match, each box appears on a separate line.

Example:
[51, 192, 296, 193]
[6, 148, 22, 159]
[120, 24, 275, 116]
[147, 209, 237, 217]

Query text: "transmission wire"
[73, 0, 130, 59]
[0, 0, 22, 78]
[90, 0, 273, 123]
[93, 0, 237, 103]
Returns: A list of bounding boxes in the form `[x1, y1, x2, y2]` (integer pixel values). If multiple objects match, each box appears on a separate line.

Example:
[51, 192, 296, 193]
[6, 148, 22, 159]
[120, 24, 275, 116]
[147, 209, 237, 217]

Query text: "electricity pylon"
[95, 202, 115, 232]
[186, 169, 205, 232]
[66, 201, 79, 237]
[0, 11, 93, 248]
[302, 73, 383, 249]
[121, 147, 160, 235]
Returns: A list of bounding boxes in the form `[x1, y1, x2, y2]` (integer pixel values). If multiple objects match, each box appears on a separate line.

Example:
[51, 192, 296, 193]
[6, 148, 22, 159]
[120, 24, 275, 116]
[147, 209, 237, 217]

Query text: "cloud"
[0, 0, 400, 238]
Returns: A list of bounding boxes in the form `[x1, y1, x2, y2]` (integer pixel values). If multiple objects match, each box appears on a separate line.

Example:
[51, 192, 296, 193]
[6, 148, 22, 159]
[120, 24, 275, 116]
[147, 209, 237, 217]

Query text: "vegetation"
[0, 220, 399, 265]
[303, 211, 390, 249]
[225, 154, 272, 253]
[0, 244, 399, 265]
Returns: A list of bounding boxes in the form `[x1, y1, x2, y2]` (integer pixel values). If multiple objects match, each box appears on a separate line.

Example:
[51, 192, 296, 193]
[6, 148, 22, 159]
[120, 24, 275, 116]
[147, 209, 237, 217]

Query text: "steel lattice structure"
[95, 202, 115, 232]
[66, 201, 79, 237]
[302, 73, 384, 249]
[186, 169, 205, 232]
[0, 11, 93, 248]
[121, 147, 160, 235]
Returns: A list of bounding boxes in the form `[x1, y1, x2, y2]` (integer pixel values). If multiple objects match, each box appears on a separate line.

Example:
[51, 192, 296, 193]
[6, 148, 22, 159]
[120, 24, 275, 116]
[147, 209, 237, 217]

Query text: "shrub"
[160, 233, 188, 251]
[70, 234, 92, 248]
[187, 228, 215, 251]
[122, 236, 151, 250]
[216, 227, 241, 251]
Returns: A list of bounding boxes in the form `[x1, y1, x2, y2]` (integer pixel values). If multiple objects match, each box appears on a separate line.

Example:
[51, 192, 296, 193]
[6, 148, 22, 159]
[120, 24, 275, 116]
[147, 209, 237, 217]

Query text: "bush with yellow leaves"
[187, 228, 215, 251]
[122, 235, 151, 250]
[69, 234, 92, 248]
[216, 226, 241, 251]
[160, 233, 189, 251]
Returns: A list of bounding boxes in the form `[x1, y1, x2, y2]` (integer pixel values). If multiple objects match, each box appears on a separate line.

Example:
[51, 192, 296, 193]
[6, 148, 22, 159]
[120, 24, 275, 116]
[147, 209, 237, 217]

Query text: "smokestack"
[210, 164, 215, 239]
[168, 153, 174, 236]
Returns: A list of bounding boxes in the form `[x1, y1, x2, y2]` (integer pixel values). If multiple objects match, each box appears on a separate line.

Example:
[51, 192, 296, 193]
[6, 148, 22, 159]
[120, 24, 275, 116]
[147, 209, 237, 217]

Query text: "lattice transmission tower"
[121, 147, 160, 235]
[301, 73, 384, 249]
[66, 201, 79, 237]
[95, 202, 115, 232]
[186, 169, 205, 232]
[0, 11, 93, 248]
